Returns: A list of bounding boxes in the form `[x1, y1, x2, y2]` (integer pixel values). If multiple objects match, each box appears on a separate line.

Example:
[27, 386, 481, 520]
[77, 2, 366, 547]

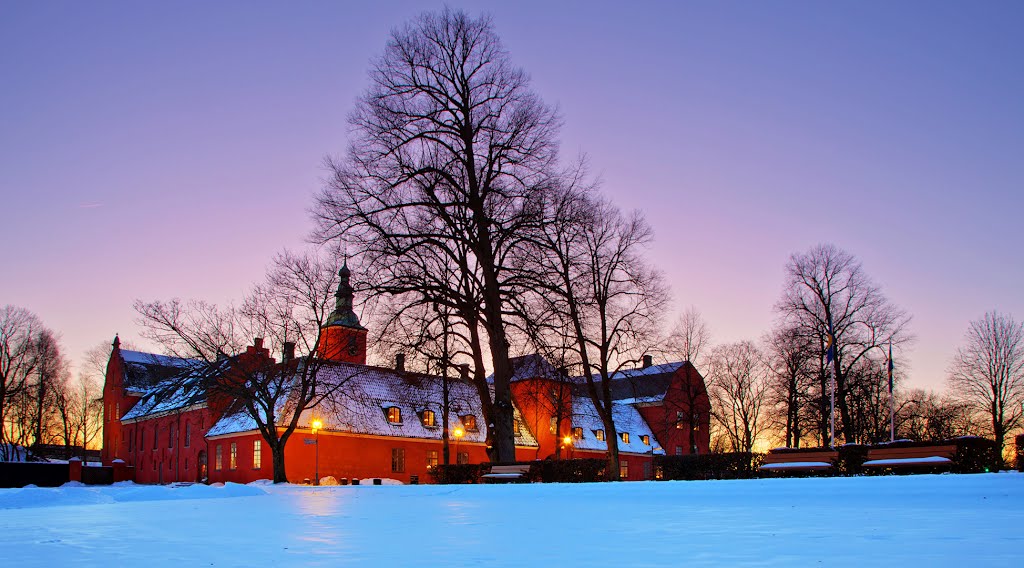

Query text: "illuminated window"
[676, 411, 685, 429]
[620, 432, 630, 443]
[641, 435, 650, 446]
[421, 410, 436, 427]
[620, 461, 629, 479]
[253, 440, 262, 470]
[595, 429, 605, 442]
[513, 419, 520, 434]
[426, 450, 438, 469]
[185, 423, 191, 447]
[215, 445, 223, 470]
[387, 406, 402, 424]
[549, 416, 557, 434]
[392, 448, 406, 473]
[572, 427, 583, 440]
[116, 403, 119, 418]
[457, 452, 469, 465]
[229, 443, 237, 470]
[462, 415, 477, 431]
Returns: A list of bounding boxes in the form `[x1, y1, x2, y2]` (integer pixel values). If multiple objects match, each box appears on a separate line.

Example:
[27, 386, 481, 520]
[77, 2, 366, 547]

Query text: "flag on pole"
[887, 342, 894, 393]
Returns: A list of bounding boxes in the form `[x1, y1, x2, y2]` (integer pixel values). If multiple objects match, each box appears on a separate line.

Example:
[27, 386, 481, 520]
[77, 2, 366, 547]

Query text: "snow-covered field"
[1, 474, 1020, 566]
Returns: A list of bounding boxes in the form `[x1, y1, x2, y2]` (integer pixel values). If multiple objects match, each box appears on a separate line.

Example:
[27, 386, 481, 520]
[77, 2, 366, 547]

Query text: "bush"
[835, 444, 870, 476]
[656, 452, 760, 481]
[528, 459, 606, 483]
[428, 464, 487, 484]
[950, 436, 1001, 473]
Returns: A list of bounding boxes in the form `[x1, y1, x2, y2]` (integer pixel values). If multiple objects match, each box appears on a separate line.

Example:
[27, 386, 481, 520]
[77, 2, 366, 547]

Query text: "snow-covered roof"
[119, 349, 202, 394]
[207, 362, 539, 447]
[121, 360, 223, 422]
[569, 396, 663, 455]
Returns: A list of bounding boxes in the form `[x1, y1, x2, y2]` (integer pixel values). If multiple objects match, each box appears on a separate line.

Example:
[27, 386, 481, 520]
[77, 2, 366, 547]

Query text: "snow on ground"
[0, 473, 1020, 566]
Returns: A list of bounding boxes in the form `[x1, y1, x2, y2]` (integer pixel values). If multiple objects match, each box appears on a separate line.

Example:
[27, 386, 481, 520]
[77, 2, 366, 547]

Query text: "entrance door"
[197, 450, 208, 482]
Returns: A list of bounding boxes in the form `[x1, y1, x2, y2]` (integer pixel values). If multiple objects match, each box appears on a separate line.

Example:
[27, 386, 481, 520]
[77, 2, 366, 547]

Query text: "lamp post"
[311, 419, 322, 485]
[562, 435, 573, 460]
[453, 427, 464, 463]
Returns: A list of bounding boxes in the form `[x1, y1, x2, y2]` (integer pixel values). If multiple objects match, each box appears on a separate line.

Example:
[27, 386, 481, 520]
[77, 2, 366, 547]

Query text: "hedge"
[428, 463, 487, 484]
[655, 452, 761, 481]
[529, 459, 607, 483]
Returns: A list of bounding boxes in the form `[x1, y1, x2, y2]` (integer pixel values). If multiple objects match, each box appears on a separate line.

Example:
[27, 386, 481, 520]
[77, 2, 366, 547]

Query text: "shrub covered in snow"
[319, 476, 340, 486]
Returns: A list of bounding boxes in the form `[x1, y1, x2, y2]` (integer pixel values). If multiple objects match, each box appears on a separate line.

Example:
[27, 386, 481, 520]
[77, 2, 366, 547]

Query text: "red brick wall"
[121, 407, 217, 484]
[510, 378, 574, 460]
[639, 364, 711, 456]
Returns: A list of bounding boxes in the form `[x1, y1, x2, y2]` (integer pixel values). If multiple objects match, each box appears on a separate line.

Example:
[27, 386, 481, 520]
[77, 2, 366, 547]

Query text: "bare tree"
[948, 311, 1024, 457]
[314, 9, 561, 463]
[663, 307, 713, 453]
[897, 389, 975, 442]
[524, 187, 669, 478]
[776, 244, 911, 445]
[765, 325, 816, 448]
[135, 250, 351, 482]
[708, 341, 771, 453]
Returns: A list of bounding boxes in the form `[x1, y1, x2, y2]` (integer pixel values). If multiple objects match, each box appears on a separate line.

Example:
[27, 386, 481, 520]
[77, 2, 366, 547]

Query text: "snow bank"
[0, 482, 267, 510]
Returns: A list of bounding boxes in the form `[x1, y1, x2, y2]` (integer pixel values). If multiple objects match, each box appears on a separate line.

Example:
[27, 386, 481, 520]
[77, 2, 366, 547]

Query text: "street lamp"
[453, 427, 464, 463]
[311, 419, 322, 485]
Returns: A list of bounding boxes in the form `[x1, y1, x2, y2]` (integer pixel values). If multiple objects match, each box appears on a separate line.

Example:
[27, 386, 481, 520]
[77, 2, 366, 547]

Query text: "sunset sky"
[2, 1, 1021, 391]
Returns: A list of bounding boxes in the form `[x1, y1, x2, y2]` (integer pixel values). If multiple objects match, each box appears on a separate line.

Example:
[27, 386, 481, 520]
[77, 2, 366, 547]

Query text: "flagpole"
[888, 341, 895, 443]
[829, 364, 835, 448]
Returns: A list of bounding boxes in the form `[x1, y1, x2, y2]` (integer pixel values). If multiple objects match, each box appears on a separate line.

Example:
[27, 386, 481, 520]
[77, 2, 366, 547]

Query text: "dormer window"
[572, 427, 583, 440]
[513, 419, 520, 434]
[421, 409, 436, 427]
[641, 435, 650, 446]
[461, 414, 477, 432]
[620, 432, 630, 443]
[595, 429, 605, 441]
[386, 406, 402, 424]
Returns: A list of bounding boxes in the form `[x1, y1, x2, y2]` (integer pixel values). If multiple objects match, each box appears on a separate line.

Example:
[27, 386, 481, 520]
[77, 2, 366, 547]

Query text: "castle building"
[102, 266, 710, 484]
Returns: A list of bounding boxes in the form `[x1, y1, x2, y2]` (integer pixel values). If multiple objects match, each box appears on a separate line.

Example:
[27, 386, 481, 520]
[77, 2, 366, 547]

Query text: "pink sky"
[2, 1, 1022, 392]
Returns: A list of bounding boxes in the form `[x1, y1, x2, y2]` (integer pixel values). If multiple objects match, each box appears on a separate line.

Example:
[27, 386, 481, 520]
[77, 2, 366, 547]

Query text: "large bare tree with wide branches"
[314, 9, 561, 462]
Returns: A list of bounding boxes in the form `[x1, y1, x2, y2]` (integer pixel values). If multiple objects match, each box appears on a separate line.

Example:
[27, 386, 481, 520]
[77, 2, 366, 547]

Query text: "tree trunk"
[271, 442, 288, 483]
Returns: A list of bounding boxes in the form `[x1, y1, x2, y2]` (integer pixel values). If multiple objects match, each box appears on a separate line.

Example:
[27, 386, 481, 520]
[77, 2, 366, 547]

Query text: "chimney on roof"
[395, 353, 406, 372]
[282, 342, 295, 362]
[253, 338, 264, 350]
[642, 354, 653, 369]
[458, 363, 470, 380]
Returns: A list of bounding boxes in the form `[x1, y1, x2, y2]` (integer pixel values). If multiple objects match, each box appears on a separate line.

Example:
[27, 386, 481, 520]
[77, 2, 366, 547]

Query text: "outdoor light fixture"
[311, 419, 323, 485]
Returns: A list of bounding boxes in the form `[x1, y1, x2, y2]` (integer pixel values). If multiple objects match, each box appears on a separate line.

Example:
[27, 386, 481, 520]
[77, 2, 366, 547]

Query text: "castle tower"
[316, 261, 368, 364]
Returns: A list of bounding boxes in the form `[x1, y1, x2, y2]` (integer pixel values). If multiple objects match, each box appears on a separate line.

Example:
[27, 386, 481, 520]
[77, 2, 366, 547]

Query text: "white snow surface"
[1, 474, 1020, 566]
[863, 456, 953, 466]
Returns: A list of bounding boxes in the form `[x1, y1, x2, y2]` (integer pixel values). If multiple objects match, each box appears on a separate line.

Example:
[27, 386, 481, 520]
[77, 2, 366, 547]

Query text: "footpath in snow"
[0, 473, 1020, 566]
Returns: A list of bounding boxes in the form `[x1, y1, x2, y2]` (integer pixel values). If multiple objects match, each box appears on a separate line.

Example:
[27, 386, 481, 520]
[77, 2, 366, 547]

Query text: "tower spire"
[325, 260, 364, 329]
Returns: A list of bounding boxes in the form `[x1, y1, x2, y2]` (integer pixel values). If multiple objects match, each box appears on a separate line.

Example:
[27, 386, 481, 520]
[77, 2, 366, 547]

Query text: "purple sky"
[2, 1, 1022, 391]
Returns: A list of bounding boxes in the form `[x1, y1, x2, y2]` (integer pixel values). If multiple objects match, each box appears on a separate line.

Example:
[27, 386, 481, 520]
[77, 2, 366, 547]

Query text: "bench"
[863, 444, 956, 470]
[481, 464, 531, 482]
[759, 449, 838, 473]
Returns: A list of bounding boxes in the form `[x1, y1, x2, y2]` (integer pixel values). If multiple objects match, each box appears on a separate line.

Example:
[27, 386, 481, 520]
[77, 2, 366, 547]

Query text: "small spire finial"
[112, 334, 120, 349]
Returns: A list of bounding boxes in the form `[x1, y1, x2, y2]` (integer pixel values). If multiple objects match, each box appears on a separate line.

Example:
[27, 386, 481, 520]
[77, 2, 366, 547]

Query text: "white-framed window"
[620, 461, 629, 479]
[457, 452, 469, 465]
[676, 411, 685, 429]
[253, 440, 262, 470]
[387, 406, 402, 424]
[572, 426, 583, 440]
[392, 448, 406, 473]
[426, 450, 438, 469]
[215, 445, 223, 471]
[229, 443, 237, 470]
